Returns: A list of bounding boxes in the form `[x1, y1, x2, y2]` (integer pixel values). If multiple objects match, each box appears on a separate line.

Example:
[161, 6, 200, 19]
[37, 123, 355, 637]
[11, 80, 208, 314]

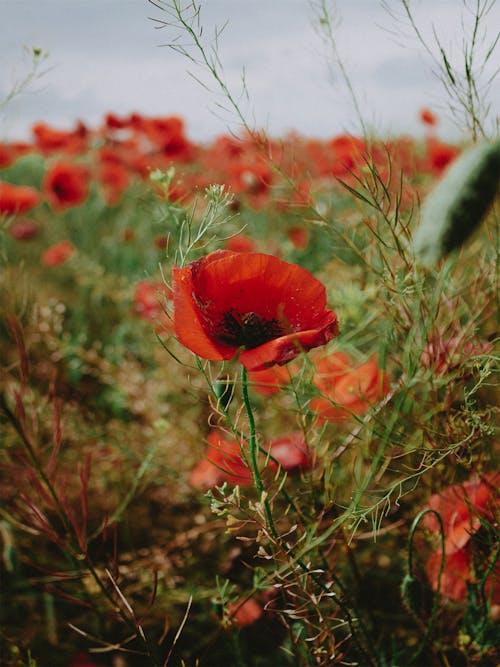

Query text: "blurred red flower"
[9, 218, 39, 241]
[267, 432, 311, 472]
[172, 250, 338, 371]
[311, 353, 389, 422]
[247, 365, 291, 396]
[419, 107, 439, 126]
[42, 240, 76, 267]
[188, 430, 252, 490]
[224, 233, 257, 253]
[43, 161, 90, 210]
[67, 653, 99, 667]
[96, 160, 130, 205]
[132, 279, 172, 330]
[423, 474, 500, 603]
[0, 181, 42, 215]
[423, 474, 499, 556]
[425, 138, 461, 175]
[227, 598, 263, 627]
[287, 225, 309, 250]
[32, 121, 88, 155]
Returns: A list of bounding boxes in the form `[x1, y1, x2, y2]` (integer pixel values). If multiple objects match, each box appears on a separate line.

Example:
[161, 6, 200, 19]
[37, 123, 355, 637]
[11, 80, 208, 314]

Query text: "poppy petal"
[173, 263, 237, 360]
[239, 313, 338, 371]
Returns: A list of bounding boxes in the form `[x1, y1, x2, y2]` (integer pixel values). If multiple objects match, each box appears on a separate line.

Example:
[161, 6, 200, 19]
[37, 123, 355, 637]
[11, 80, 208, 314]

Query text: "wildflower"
[425, 137, 461, 175]
[172, 250, 338, 371]
[311, 353, 389, 422]
[224, 233, 257, 253]
[132, 279, 172, 328]
[139, 115, 195, 160]
[9, 218, 39, 241]
[32, 120, 88, 155]
[154, 235, 169, 250]
[227, 161, 272, 197]
[41, 240, 76, 267]
[188, 430, 252, 490]
[287, 225, 309, 250]
[247, 365, 291, 397]
[419, 107, 438, 126]
[267, 432, 311, 472]
[227, 598, 263, 627]
[68, 653, 102, 667]
[423, 474, 500, 603]
[0, 181, 42, 215]
[42, 161, 90, 210]
[96, 160, 130, 205]
[329, 134, 367, 178]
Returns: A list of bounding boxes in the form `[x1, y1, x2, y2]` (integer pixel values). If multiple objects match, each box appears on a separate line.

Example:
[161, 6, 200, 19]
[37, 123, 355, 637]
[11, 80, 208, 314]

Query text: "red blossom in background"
[227, 598, 263, 627]
[188, 430, 252, 490]
[132, 279, 172, 332]
[224, 233, 257, 253]
[247, 365, 291, 396]
[96, 160, 130, 205]
[8, 218, 39, 241]
[32, 120, 89, 155]
[0, 181, 42, 215]
[173, 250, 338, 371]
[189, 429, 311, 490]
[267, 432, 311, 472]
[287, 225, 309, 250]
[43, 161, 90, 210]
[41, 240, 76, 267]
[425, 137, 461, 175]
[311, 353, 389, 422]
[423, 474, 500, 603]
[419, 107, 439, 126]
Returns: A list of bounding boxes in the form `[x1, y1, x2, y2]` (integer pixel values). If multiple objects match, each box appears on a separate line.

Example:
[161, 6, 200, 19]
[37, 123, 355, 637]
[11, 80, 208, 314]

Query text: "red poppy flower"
[423, 474, 499, 555]
[287, 225, 309, 250]
[132, 279, 172, 332]
[423, 474, 500, 603]
[41, 240, 76, 267]
[0, 143, 15, 169]
[188, 430, 252, 490]
[224, 233, 257, 253]
[42, 161, 90, 210]
[9, 218, 39, 241]
[227, 598, 263, 627]
[97, 160, 130, 205]
[311, 354, 389, 422]
[425, 548, 471, 602]
[0, 181, 42, 215]
[32, 121, 88, 155]
[425, 138, 461, 175]
[419, 107, 438, 126]
[267, 432, 311, 472]
[173, 250, 338, 371]
[247, 365, 291, 396]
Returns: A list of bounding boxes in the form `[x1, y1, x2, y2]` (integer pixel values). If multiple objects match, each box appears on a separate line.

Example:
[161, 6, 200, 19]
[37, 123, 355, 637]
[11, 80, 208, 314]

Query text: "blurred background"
[2, 0, 498, 142]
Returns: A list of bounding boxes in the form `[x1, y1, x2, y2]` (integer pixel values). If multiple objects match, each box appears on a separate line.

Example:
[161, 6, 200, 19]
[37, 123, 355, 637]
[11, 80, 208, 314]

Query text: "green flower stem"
[240, 366, 277, 538]
[406, 508, 445, 664]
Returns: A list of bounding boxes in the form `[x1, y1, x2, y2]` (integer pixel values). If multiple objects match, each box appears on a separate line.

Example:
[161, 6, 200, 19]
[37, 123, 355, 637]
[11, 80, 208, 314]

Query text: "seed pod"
[414, 140, 500, 265]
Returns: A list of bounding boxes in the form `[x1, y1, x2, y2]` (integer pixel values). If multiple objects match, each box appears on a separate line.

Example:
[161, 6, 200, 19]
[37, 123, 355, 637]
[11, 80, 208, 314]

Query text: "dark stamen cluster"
[218, 309, 285, 349]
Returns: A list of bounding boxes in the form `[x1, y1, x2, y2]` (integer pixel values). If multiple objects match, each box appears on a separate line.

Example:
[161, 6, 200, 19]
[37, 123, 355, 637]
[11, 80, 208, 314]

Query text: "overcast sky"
[1, 0, 499, 143]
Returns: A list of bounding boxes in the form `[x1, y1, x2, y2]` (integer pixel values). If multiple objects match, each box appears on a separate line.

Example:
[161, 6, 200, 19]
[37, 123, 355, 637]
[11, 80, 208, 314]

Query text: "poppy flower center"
[217, 309, 286, 349]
